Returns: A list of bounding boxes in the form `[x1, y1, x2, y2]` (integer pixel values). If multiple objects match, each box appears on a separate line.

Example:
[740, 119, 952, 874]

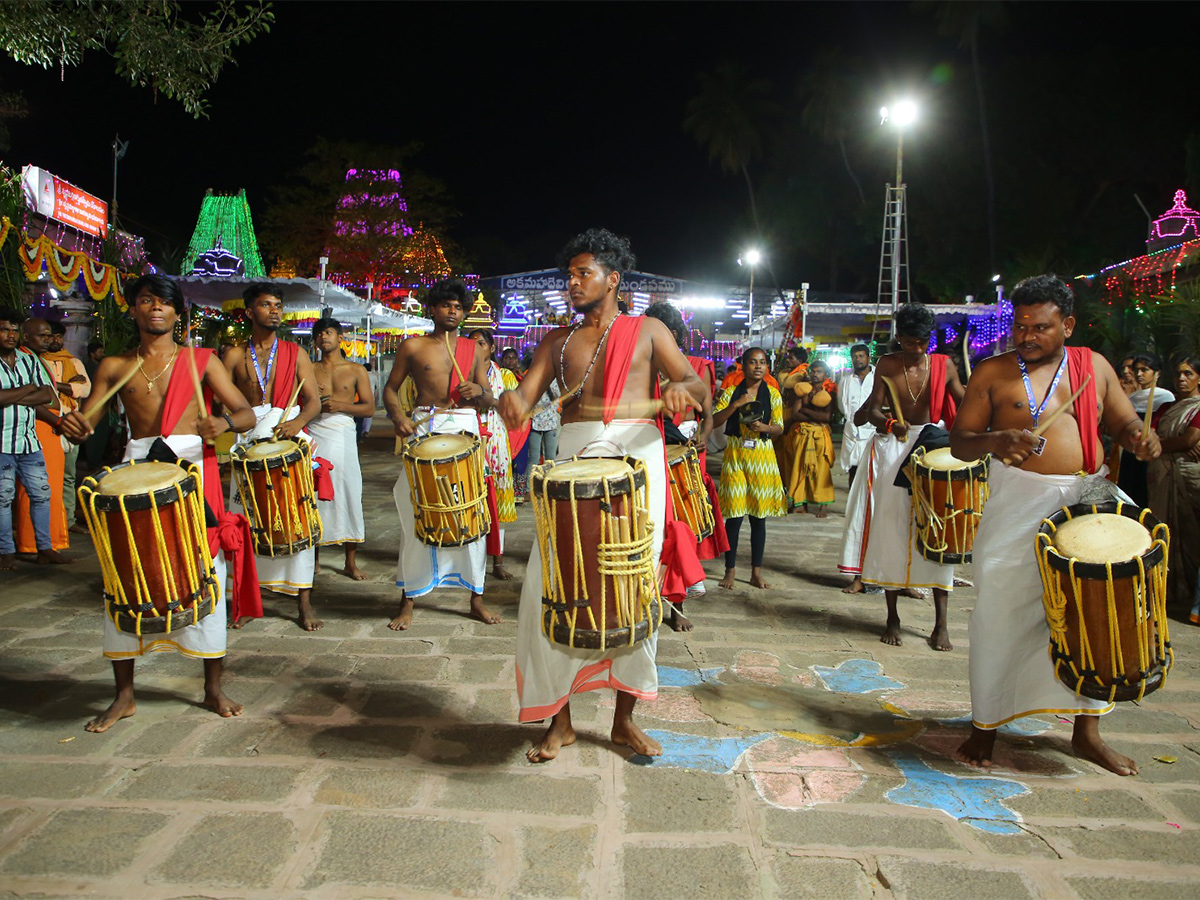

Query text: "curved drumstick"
[274, 378, 305, 438]
[879, 375, 907, 428]
[82, 363, 139, 426]
[1031, 376, 1091, 437]
[187, 348, 213, 445]
[962, 328, 973, 380]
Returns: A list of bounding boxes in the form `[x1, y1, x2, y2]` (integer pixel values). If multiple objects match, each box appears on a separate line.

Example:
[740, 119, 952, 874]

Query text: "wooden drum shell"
[909, 449, 989, 565]
[1036, 503, 1172, 703]
[232, 438, 322, 556]
[401, 433, 490, 547]
[666, 445, 714, 541]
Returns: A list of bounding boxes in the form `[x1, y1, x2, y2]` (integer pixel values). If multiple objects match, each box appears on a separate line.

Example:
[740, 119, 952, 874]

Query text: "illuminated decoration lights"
[180, 189, 266, 278]
[190, 237, 244, 277]
[460, 292, 496, 331]
[21, 210, 147, 271]
[1150, 190, 1200, 244]
[497, 293, 533, 335]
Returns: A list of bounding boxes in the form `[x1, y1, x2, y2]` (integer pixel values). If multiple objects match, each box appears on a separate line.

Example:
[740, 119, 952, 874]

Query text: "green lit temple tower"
[180, 189, 266, 278]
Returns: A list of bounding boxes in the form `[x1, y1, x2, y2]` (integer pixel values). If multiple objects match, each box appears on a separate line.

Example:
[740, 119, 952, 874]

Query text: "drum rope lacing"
[668, 448, 715, 540]
[1036, 504, 1172, 703]
[908, 451, 990, 560]
[401, 433, 490, 547]
[80, 462, 217, 636]
[533, 457, 659, 649]
[234, 441, 322, 556]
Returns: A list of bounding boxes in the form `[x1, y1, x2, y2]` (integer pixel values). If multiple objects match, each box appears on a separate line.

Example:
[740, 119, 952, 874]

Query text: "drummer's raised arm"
[382, 340, 414, 424]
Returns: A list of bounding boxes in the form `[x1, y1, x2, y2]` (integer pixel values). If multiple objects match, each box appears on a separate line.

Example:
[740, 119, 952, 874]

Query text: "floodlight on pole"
[738, 248, 762, 323]
[877, 99, 918, 339]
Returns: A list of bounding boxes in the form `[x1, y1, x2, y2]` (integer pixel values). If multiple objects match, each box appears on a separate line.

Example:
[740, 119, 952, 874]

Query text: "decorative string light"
[180, 189, 266, 278]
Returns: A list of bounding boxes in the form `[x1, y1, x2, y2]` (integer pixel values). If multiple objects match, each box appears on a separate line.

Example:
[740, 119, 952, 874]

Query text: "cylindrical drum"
[401, 432, 490, 546]
[666, 445, 714, 541]
[531, 456, 660, 650]
[79, 460, 218, 635]
[1036, 502, 1172, 702]
[231, 438, 322, 556]
[909, 447, 990, 564]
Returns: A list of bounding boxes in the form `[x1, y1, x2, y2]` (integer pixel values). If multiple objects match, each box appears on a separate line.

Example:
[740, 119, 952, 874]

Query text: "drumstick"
[82, 363, 139, 426]
[445, 333, 467, 384]
[186, 349, 213, 445]
[961, 328, 973, 381]
[275, 378, 305, 436]
[879, 375, 907, 428]
[1031, 376, 1091, 437]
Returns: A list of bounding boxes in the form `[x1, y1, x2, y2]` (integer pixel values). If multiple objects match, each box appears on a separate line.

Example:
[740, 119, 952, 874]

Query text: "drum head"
[97, 461, 187, 495]
[544, 457, 633, 483]
[1052, 512, 1152, 564]
[409, 433, 474, 459]
[245, 439, 299, 460]
[921, 447, 973, 471]
[666, 446, 691, 464]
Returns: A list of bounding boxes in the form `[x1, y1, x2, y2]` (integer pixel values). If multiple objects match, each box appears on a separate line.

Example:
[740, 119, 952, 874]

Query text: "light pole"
[879, 100, 917, 338]
[738, 247, 761, 325]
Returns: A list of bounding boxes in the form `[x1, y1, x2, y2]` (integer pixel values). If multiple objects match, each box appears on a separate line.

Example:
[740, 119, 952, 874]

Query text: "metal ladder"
[874, 183, 911, 343]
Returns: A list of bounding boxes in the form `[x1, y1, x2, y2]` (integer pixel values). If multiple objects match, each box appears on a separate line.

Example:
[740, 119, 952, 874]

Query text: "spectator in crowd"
[1118, 351, 1173, 507]
[0, 307, 65, 568]
[42, 321, 91, 530]
[837, 342, 878, 593]
[780, 359, 835, 517]
[79, 341, 113, 471]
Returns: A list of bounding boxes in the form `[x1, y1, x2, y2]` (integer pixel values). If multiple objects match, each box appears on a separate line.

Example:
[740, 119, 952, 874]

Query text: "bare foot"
[718, 568, 736, 590]
[955, 726, 996, 769]
[815, 506, 828, 519]
[36, 549, 73, 565]
[880, 619, 903, 646]
[527, 717, 576, 762]
[203, 689, 243, 718]
[899, 587, 925, 599]
[0, 553, 15, 571]
[469, 596, 501, 624]
[340, 563, 368, 581]
[612, 719, 662, 756]
[492, 563, 514, 581]
[668, 606, 693, 632]
[953, 575, 974, 587]
[229, 615, 256, 630]
[749, 571, 771, 590]
[388, 597, 415, 631]
[927, 624, 953, 651]
[297, 596, 323, 631]
[85, 695, 136, 733]
[842, 576, 865, 594]
[1073, 717, 1138, 775]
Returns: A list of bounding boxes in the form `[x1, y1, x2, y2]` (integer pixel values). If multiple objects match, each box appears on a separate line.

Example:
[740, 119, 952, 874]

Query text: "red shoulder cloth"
[269, 341, 301, 409]
[600, 315, 644, 421]
[163, 349, 263, 621]
[1067, 346, 1101, 474]
[928, 353, 957, 429]
[447, 336, 477, 404]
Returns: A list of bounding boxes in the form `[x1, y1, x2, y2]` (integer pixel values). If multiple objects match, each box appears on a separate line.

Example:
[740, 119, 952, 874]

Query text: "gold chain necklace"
[136, 344, 179, 393]
[903, 353, 928, 402]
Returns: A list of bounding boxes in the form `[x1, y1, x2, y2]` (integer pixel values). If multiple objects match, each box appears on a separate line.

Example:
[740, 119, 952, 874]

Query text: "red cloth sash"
[313, 457, 334, 501]
[928, 353, 957, 429]
[448, 336, 477, 405]
[600, 317, 706, 604]
[1067, 346, 1101, 474]
[163, 349, 263, 622]
[678, 355, 728, 559]
[269, 341, 301, 409]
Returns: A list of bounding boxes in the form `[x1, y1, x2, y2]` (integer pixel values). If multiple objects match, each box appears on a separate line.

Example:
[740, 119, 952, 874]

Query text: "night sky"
[1, 2, 1193, 290]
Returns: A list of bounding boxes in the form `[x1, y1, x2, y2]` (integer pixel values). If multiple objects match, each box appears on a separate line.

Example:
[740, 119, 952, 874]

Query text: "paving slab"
[620, 844, 759, 900]
[511, 824, 597, 899]
[148, 811, 296, 889]
[876, 857, 1038, 899]
[0, 808, 171, 877]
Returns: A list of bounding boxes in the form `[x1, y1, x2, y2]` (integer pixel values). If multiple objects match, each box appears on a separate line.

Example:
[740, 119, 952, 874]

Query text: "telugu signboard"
[21, 166, 108, 237]
[498, 269, 684, 295]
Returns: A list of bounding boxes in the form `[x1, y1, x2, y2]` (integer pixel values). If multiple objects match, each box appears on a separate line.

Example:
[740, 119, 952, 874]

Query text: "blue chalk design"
[812, 658, 906, 694]
[633, 730, 772, 772]
[885, 752, 1028, 834]
[657, 665, 725, 687]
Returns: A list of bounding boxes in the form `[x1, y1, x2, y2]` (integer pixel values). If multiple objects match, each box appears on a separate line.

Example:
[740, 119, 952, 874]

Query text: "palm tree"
[798, 49, 866, 206]
[916, 0, 1008, 275]
[683, 61, 779, 239]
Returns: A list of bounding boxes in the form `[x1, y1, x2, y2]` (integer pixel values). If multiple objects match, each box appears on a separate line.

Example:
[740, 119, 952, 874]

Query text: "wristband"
[222, 412, 236, 432]
[51, 414, 65, 435]
[884, 417, 896, 434]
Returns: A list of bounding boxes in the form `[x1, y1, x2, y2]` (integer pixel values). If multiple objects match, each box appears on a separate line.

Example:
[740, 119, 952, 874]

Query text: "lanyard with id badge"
[1016, 353, 1067, 455]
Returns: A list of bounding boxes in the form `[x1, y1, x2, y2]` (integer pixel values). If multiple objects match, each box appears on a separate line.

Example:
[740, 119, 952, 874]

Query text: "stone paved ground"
[1, 421, 1199, 899]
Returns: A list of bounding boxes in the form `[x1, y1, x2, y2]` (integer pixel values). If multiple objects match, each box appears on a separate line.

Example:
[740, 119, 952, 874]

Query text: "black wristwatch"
[222, 412, 236, 432]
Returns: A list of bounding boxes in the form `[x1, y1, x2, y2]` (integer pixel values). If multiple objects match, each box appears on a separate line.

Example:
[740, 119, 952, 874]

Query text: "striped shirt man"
[0, 349, 54, 455]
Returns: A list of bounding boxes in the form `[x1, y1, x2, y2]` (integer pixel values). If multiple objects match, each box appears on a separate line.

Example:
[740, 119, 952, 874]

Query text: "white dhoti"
[516, 419, 664, 723]
[968, 463, 1114, 728]
[861, 429, 954, 591]
[307, 412, 364, 545]
[103, 434, 228, 659]
[231, 404, 315, 597]
[838, 438, 877, 576]
[393, 407, 486, 597]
